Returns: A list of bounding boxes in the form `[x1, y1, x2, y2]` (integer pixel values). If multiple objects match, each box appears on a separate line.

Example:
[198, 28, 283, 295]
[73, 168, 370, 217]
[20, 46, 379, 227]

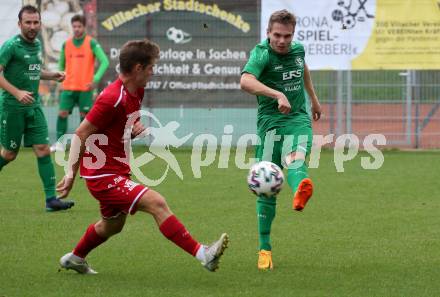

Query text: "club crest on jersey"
[295, 57, 304, 67]
[10, 140, 17, 149]
[123, 179, 139, 191]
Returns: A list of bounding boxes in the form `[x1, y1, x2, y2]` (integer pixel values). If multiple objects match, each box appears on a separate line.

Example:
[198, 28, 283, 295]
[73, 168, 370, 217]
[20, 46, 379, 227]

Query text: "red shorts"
[85, 175, 149, 219]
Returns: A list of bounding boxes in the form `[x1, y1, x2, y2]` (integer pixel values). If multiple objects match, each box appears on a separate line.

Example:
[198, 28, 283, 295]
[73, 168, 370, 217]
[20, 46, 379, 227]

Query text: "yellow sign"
[101, 0, 250, 33]
[352, 0, 440, 69]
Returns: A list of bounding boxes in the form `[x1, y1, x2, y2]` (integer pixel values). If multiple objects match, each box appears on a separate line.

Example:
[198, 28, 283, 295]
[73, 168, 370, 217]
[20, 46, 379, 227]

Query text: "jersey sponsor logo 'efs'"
[282, 69, 302, 80]
[28, 64, 41, 71]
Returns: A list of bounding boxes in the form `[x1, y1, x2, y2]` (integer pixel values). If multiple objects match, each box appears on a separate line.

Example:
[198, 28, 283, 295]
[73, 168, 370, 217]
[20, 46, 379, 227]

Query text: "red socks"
[72, 216, 200, 259]
[159, 215, 201, 256]
[73, 224, 108, 258]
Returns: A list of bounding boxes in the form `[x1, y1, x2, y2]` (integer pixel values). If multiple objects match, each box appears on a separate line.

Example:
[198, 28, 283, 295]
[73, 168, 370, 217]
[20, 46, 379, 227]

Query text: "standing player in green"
[51, 14, 109, 152]
[240, 9, 322, 270]
[0, 5, 74, 211]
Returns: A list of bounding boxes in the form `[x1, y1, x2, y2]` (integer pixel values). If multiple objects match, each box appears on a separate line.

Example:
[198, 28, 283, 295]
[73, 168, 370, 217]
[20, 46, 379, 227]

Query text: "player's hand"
[131, 121, 147, 139]
[15, 90, 34, 104]
[85, 82, 97, 91]
[53, 71, 66, 82]
[56, 175, 74, 198]
[276, 93, 291, 115]
[311, 101, 322, 121]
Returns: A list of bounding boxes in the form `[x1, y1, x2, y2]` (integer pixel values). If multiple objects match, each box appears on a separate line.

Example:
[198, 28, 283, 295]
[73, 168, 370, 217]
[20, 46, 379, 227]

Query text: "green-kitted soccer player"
[240, 9, 322, 270]
[0, 5, 74, 211]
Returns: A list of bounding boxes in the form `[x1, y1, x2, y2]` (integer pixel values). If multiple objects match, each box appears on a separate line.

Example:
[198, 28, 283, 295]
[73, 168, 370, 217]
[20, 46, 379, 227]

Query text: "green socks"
[256, 196, 276, 251]
[37, 155, 56, 198]
[56, 116, 68, 140]
[255, 159, 310, 252]
[287, 160, 309, 193]
[0, 155, 9, 171]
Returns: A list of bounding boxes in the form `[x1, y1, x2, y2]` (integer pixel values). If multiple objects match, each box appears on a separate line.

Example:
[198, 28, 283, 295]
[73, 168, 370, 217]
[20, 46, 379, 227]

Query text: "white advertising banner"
[262, 0, 440, 70]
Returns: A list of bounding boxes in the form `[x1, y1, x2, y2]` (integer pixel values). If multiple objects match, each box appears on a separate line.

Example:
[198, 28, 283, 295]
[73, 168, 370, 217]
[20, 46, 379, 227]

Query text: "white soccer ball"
[247, 161, 284, 197]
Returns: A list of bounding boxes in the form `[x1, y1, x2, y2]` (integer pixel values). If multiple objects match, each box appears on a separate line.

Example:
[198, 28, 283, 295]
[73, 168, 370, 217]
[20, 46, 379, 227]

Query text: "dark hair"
[71, 14, 86, 26]
[119, 39, 160, 74]
[18, 5, 40, 21]
[268, 9, 296, 31]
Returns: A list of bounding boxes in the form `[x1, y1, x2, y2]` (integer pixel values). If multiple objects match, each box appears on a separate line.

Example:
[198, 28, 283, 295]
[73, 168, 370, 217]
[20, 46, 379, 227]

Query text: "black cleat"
[46, 197, 75, 212]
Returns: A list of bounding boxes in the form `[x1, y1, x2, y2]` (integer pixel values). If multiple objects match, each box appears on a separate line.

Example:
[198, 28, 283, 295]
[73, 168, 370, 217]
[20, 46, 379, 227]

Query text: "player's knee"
[150, 193, 169, 213]
[138, 190, 170, 215]
[95, 219, 125, 237]
[33, 144, 50, 157]
[107, 223, 124, 235]
[285, 151, 305, 166]
[59, 111, 69, 118]
[2, 150, 17, 161]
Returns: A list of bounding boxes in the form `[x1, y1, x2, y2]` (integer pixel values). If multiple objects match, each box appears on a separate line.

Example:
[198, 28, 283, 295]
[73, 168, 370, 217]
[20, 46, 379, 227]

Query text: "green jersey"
[242, 39, 310, 134]
[0, 34, 42, 110]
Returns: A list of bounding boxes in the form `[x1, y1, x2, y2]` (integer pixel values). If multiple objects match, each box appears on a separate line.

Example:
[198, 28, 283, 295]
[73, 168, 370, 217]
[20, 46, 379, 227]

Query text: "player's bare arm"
[240, 72, 291, 114]
[304, 63, 322, 121]
[41, 70, 65, 82]
[56, 119, 98, 198]
[0, 64, 34, 104]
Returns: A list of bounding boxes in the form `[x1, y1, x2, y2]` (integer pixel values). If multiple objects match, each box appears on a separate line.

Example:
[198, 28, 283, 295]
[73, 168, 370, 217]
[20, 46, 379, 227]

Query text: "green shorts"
[0, 106, 49, 151]
[255, 125, 313, 168]
[60, 90, 93, 114]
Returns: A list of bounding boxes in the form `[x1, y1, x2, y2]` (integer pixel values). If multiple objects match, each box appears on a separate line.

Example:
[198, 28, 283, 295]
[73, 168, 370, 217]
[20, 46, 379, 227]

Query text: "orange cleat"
[258, 250, 273, 270]
[293, 178, 313, 211]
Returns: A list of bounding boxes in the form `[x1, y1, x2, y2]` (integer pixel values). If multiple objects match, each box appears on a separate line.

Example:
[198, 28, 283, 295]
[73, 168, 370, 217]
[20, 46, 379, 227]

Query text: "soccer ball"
[247, 161, 284, 197]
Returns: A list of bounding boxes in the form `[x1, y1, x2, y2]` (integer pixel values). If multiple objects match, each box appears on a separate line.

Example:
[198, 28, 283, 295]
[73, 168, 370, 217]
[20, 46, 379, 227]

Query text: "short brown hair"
[71, 14, 86, 26]
[268, 9, 296, 31]
[18, 5, 40, 21]
[119, 39, 160, 74]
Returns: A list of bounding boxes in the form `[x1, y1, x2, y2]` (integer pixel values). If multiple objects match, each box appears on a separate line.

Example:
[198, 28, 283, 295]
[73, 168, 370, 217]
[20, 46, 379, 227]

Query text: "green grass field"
[1, 149, 440, 297]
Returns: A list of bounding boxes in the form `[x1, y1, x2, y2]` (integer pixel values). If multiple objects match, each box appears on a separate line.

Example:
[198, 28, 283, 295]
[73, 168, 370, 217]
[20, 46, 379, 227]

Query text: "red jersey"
[80, 78, 144, 179]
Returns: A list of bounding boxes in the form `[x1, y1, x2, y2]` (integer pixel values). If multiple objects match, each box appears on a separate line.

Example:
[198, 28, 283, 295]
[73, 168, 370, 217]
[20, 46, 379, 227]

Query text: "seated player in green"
[0, 5, 74, 211]
[240, 9, 322, 270]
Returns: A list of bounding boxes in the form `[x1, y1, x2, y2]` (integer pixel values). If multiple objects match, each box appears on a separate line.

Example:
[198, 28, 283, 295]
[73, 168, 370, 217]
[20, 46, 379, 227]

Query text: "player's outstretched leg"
[287, 158, 313, 211]
[137, 189, 229, 272]
[60, 215, 125, 274]
[257, 195, 275, 270]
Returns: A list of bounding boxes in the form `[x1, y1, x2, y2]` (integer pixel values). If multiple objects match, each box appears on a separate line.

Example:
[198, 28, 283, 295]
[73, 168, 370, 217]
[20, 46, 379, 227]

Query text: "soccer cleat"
[258, 250, 273, 270]
[59, 252, 97, 274]
[201, 233, 229, 272]
[293, 178, 313, 211]
[50, 142, 65, 153]
[46, 197, 75, 212]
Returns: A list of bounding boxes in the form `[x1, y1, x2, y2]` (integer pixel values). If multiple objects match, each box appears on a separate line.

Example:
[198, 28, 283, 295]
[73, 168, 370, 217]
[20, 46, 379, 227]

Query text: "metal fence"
[311, 70, 440, 149]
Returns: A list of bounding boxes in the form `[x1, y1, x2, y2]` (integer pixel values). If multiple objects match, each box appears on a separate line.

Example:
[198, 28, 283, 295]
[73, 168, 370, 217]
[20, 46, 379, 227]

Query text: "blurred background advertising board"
[97, 0, 259, 107]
